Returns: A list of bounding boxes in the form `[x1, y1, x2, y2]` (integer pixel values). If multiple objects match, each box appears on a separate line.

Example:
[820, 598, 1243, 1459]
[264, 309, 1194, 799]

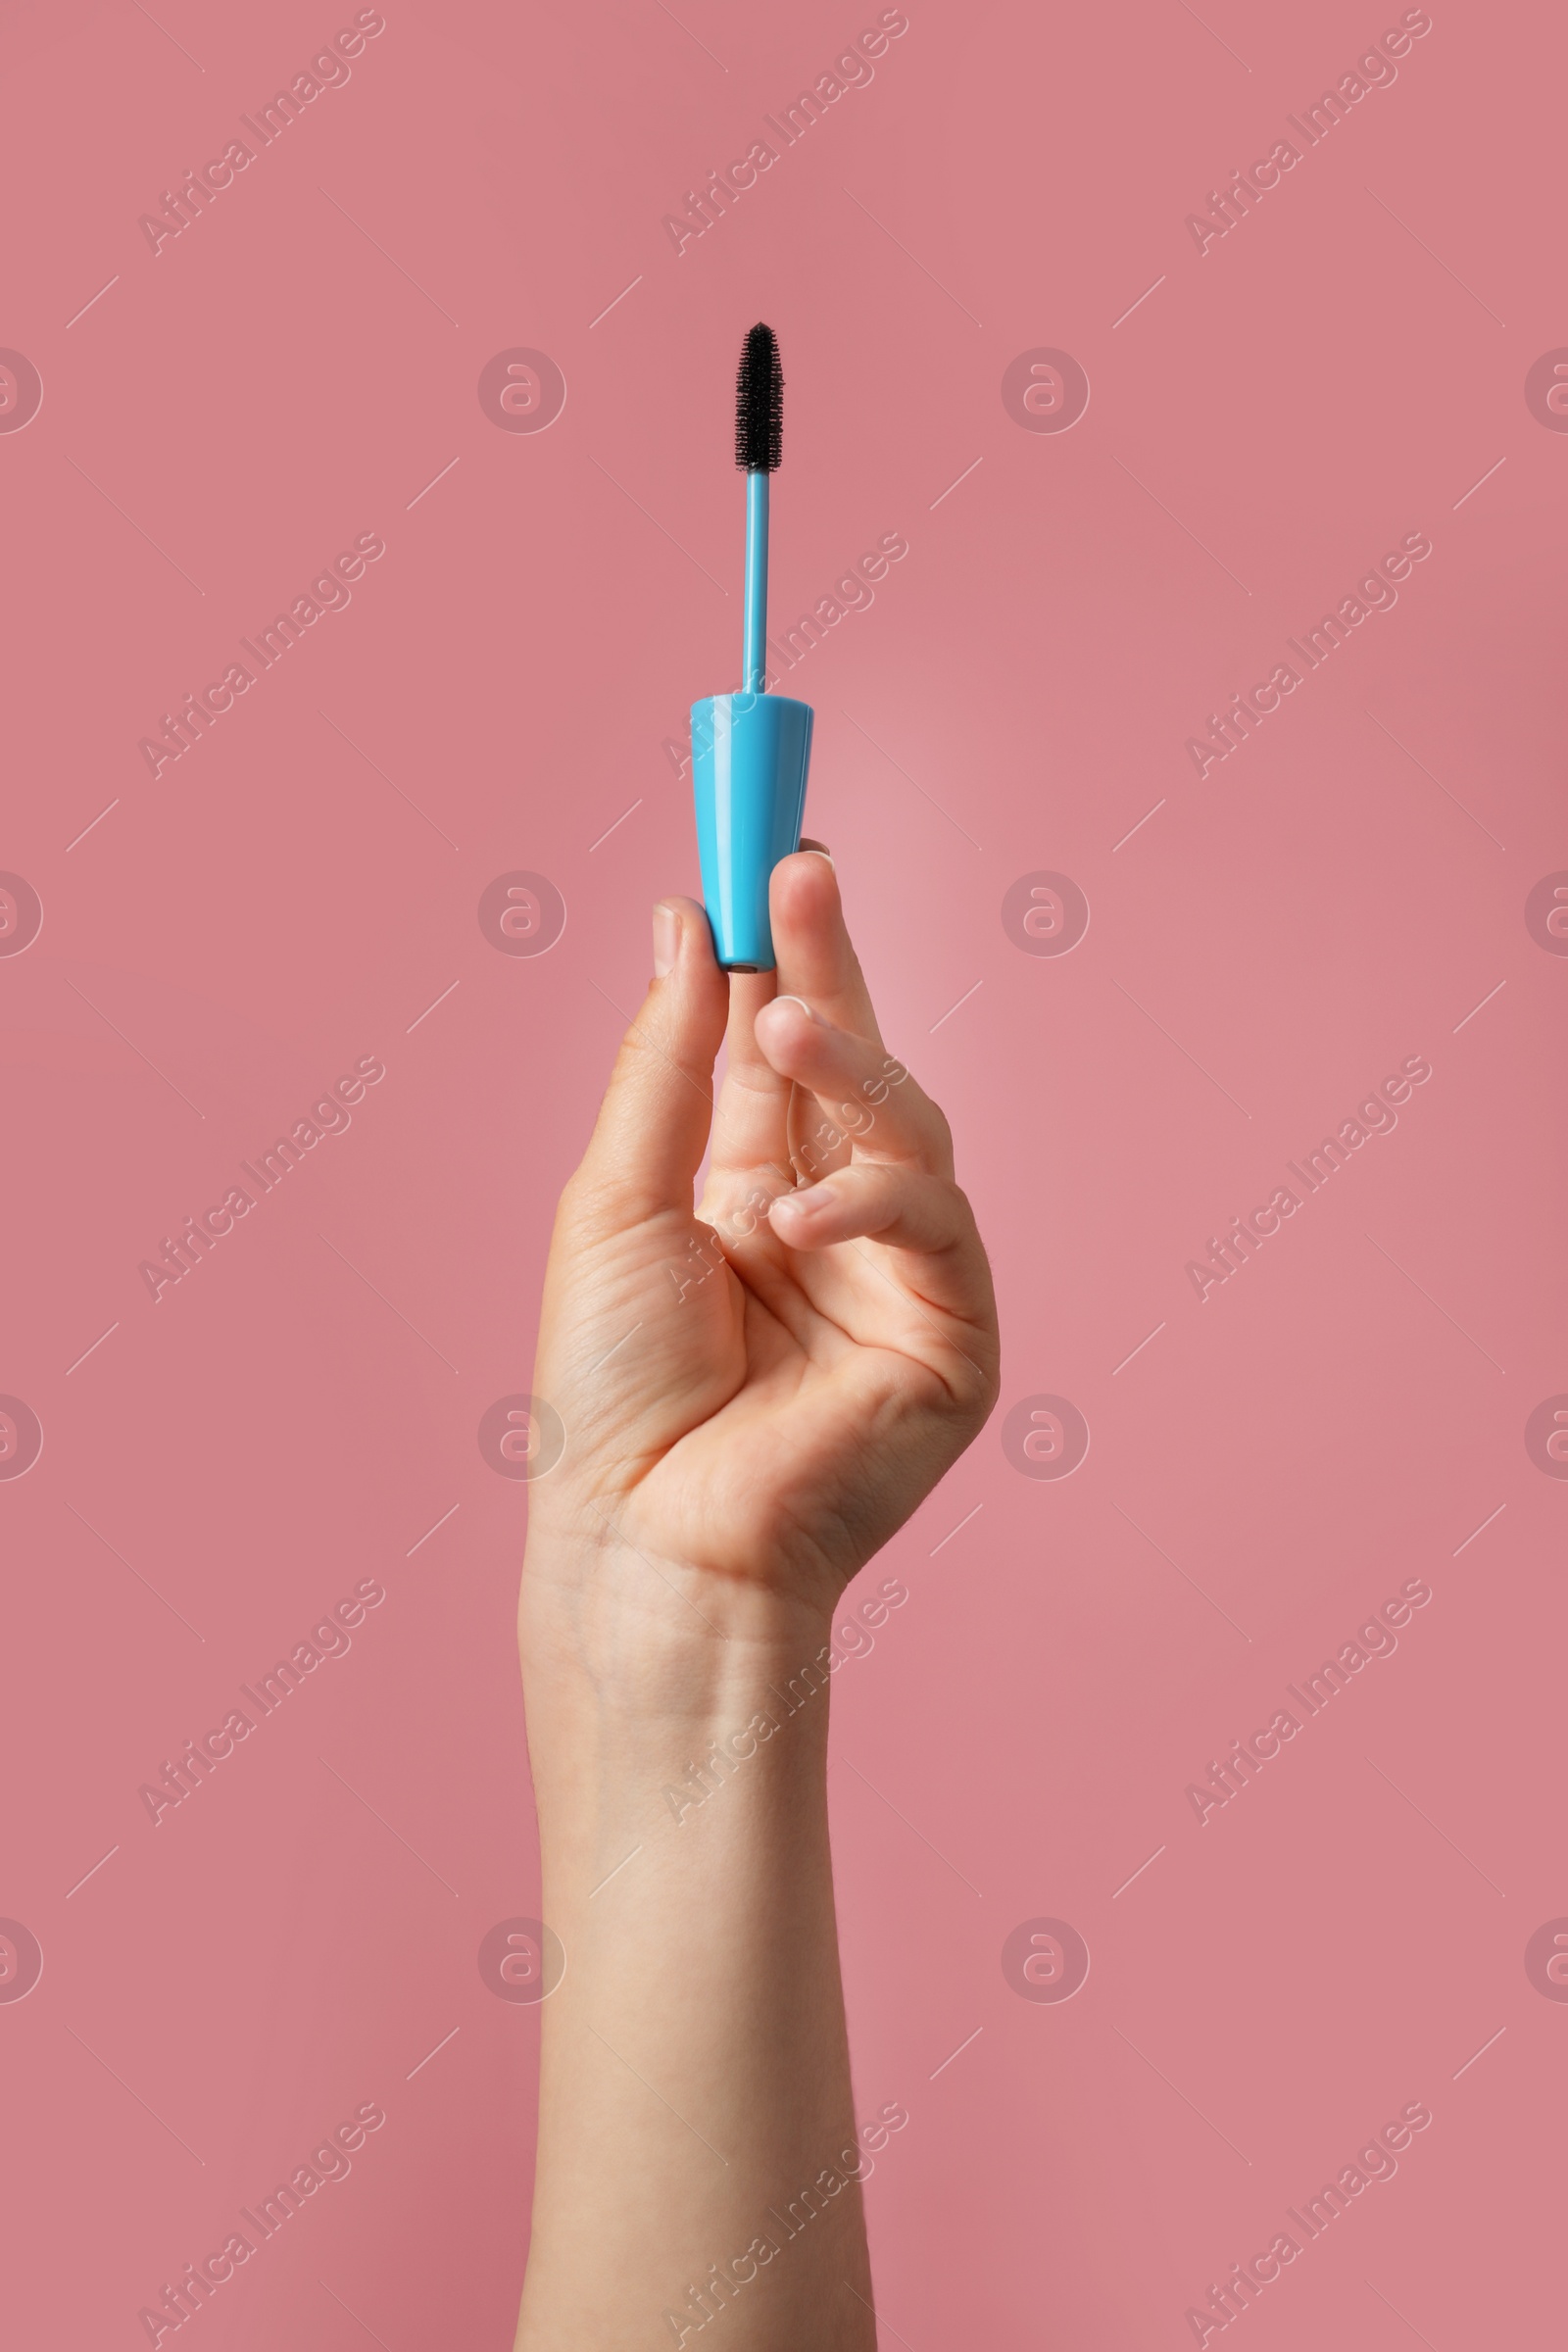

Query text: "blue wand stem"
[743, 468, 769, 693]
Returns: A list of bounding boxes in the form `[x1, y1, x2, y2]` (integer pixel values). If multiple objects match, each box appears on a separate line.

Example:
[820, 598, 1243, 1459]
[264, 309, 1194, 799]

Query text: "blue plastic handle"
[690, 690, 814, 970]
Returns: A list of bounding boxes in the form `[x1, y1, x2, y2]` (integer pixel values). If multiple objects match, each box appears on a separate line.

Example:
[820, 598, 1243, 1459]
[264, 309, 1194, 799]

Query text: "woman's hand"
[514, 849, 998, 2350]
[522, 847, 1000, 1657]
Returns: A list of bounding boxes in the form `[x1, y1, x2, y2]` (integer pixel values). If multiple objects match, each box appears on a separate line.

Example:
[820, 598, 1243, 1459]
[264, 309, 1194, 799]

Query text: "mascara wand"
[691, 322, 814, 971]
[738, 321, 781, 691]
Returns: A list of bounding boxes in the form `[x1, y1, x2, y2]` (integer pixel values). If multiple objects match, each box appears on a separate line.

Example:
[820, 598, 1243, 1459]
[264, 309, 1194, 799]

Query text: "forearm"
[515, 1560, 876, 2351]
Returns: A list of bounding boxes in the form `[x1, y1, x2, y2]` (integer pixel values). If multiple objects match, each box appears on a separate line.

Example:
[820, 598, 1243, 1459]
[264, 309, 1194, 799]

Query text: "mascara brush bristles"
[735, 322, 783, 472]
[736, 324, 782, 691]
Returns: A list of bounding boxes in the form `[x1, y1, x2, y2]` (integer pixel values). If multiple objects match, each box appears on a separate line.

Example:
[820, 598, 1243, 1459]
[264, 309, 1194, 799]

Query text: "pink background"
[2, 0, 1563, 2343]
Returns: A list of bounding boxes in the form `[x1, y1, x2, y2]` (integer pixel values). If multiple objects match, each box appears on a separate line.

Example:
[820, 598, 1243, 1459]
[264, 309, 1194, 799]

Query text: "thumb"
[572, 898, 727, 1219]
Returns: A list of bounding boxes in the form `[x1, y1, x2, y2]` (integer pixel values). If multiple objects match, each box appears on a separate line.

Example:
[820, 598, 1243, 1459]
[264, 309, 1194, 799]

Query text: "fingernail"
[653, 903, 680, 979]
[804, 846, 835, 866]
[772, 994, 822, 1024]
[774, 1184, 829, 1223]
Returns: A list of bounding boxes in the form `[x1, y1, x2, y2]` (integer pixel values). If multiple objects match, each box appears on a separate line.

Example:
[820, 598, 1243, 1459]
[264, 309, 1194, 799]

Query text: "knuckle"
[930, 1103, 955, 1154]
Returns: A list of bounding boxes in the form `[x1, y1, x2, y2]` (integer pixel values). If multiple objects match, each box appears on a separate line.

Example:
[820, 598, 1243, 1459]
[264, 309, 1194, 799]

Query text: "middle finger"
[753, 995, 954, 1181]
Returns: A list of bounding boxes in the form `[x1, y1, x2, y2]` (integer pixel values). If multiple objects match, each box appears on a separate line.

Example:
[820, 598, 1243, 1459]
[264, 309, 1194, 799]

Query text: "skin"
[514, 849, 1000, 2349]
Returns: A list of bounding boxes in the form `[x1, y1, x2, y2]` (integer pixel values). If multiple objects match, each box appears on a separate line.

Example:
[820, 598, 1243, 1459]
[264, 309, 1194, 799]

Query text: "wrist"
[519, 1516, 838, 1716]
[520, 1542, 843, 1922]
[519, 1529, 841, 1837]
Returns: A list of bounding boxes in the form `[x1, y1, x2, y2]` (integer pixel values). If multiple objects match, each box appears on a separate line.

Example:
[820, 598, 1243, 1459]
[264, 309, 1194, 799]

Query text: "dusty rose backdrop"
[2, 0, 1563, 2343]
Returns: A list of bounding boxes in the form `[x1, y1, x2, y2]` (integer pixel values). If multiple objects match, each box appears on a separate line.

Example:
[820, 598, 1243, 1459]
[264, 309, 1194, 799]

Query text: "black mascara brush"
[690, 322, 814, 971]
[737, 320, 783, 691]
